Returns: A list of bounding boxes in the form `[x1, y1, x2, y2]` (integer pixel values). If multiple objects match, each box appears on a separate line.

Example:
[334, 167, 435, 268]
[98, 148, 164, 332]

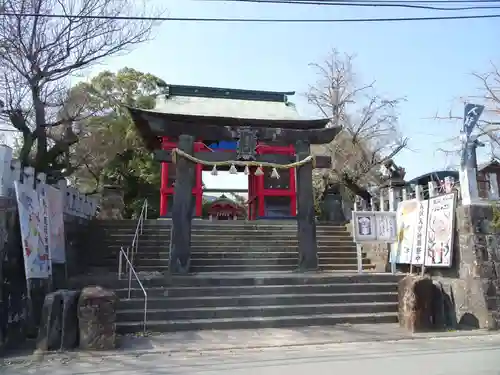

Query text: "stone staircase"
[77, 219, 401, 334]
[93, 220, 376, 273]
[71, 272, 400, 333]
[80, 220, 399, 333]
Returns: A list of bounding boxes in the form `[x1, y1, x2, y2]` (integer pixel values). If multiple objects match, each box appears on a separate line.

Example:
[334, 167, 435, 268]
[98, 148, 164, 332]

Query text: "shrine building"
[129, 84, 332, 220]
[207, 194, 246, 220]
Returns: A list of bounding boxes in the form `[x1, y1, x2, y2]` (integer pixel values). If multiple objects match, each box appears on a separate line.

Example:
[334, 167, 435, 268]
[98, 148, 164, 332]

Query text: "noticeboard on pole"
[352, 211, 397, 244]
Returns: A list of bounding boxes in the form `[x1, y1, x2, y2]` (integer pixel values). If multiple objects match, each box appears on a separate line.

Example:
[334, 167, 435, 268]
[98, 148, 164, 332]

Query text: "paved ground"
[115, 323, 497, 354]
[3, 332, 500, 375]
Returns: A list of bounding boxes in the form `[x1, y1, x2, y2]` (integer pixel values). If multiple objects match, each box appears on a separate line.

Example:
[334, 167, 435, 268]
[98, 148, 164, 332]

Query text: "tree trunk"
[32, 85, 47, 171]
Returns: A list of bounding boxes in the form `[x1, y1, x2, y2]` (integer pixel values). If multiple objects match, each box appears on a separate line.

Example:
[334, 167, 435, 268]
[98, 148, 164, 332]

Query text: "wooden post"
[388, 187, 398, 274]
[402, 188, 408, 201]
[295, 140, 318, 271]
[459, 166, 479, 205]
[488, 173, 499, 200]
[420, 181, 438, 277]
[0, 145, 13, 197]
[169, 134, 195, 274]
[428, 181, 437, 198]
[414, 184, 422, 200]
[353, 197, 363, 274]
[409, 185, 423, 274]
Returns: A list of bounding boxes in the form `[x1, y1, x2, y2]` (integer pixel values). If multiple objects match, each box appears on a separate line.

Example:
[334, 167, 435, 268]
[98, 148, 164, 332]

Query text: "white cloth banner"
[45, 185, 66, 264]
[14, 181, 51, 279]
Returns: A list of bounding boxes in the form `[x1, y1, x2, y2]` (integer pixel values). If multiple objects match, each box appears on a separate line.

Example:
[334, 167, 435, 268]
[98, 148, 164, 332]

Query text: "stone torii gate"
[127, 107, 341, 274]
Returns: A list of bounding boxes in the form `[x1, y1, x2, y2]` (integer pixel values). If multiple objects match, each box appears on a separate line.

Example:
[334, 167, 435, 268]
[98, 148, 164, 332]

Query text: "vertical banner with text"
[45, 185, 66, 264]
[14, 181, 51, 279]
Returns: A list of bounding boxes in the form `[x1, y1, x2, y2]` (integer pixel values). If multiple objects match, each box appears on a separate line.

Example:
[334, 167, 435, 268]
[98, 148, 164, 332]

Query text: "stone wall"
[64, 215, 93, 279]
[429, 204, 500, 330]
[0, 209, 92, 353]
[0, 206, 30, 353]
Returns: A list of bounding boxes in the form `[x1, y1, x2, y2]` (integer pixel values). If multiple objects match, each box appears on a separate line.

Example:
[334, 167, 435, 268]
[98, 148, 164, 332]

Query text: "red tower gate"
[159, 137, 297, 219]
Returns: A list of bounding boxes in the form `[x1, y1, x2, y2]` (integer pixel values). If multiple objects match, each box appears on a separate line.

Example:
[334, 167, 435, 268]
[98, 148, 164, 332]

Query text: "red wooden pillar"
[160, 136, 169, 217]
[289, 157, 297, 216]
[248, 171, 253, 220]
[193, 141, 204, 217]
[256, 168, 265, 218]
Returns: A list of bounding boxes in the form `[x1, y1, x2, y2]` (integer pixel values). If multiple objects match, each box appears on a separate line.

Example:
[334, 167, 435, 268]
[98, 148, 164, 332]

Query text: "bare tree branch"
[308, 49, 408, 197]
[435, 62, 500, 162]
[0, 0, 160, 181]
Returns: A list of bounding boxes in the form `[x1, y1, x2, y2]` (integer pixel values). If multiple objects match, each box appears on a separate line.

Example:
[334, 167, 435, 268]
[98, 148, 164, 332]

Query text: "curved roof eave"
[127, 106, 331, 130]
[406, 170, 459, 185]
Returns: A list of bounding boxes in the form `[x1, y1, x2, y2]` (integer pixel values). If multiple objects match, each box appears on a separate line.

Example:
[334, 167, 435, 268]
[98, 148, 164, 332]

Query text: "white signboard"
[423, 193, 456, 267]
[39, 184, 66, 264]
[14, 181, 51, 279]
[393, 199, 419, 264]
[352, 211, 397, 243]
[410, 200, 430, 266]
[45, 185, 66, 264]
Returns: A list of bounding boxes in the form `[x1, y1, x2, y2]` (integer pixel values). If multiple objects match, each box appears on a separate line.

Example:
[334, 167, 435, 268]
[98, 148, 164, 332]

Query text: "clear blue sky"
[7, 0, 500, 191]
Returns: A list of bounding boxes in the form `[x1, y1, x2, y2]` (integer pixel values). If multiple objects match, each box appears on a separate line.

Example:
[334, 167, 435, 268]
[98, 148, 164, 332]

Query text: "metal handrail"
[118, 199, 148, 278]
[119, 247, 148, 333]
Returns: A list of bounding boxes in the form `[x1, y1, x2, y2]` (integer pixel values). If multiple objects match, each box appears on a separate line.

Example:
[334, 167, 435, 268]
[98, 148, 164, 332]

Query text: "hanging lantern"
[270, 167, 280, 179]
[211, 165, 218, 176]
[254, 165, 264, 176]
[244, 165, 250, 175]
[229, 164, 238, 174]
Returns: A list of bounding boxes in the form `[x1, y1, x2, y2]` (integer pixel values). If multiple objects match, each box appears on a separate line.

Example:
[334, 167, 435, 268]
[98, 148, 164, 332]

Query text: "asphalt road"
[4, 334, 500, 375]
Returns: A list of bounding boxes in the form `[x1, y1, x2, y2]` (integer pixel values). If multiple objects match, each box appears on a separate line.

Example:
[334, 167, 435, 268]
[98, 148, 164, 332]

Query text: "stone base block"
[36, 292, 63, 351]
[78, 286, 118, 350]
[61, 290, 81, 350]
[398, 275, 436, 332]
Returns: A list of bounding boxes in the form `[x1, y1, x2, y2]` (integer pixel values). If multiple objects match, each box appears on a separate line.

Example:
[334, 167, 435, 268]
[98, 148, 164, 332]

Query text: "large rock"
[398, 275, 436, 332]
[97, 185, 124, 220]
[36, 291, 64, 351]
[61, 290, 80, 350]
[78, 286, 118, 350]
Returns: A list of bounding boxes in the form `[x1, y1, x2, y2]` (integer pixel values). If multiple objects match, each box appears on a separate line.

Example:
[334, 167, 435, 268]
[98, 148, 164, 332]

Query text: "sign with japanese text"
[423, 193, 456, 267]
[352, 211, 397, 243]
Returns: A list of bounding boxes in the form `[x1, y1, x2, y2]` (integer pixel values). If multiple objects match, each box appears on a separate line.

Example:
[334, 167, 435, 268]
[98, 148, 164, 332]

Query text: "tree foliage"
[307, 50, 408, 199]
[69, 68, 166, 218]
[0, 0, 157, 182]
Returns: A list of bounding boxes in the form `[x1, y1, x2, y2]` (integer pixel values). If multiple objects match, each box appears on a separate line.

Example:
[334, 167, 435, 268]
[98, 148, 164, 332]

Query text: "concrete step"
[107, 243, 356, 255]
[188, 264, 372, 272]
[321, 264, 375, 271]
[131, 265, 376, 274]
[96, 220, 348, 228]
[131, 260, 372, 271]
[167, 274, 402, 287]
[186, 257, 371, 266]
[116, 312, 398, 333]
[101, 237, 356, 245]
[131, 251, 364, 259]
[70, 273, 402, 289]
[117, 301, 397, 322]
[118, 292, 398, 310]
[134, 259, 170, 267]
[115, 282, 399, 299]
[102, 228, 352, 236]
[100, 229, 352, 237]
[130, 263, 376, 273]
[101, 229, 351, 238]
[102, 240, 357, 247]
[70, 278, 402, 297]
[94, 251, 372, 268]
